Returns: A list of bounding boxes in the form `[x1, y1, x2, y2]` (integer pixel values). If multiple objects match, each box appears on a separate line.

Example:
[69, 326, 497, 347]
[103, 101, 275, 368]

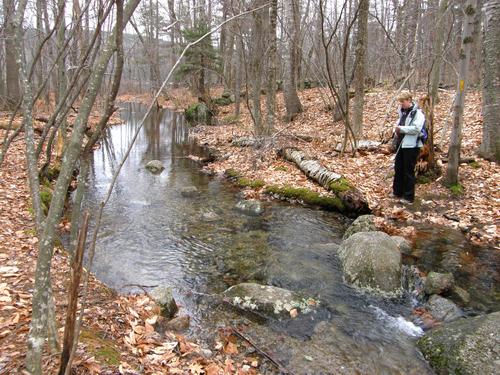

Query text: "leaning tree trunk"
[478, 0, 500, 162]
[280, 147, 370, 215]
[352, 0, 369, 138]
[445, 0, 478, 185]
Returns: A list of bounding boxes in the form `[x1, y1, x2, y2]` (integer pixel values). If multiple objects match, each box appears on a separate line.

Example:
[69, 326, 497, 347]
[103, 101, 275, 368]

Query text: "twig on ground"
[231, 327, 294, 375]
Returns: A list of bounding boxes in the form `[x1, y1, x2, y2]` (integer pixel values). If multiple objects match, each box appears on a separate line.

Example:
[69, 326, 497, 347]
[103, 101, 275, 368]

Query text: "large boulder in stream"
[342, 214, 377, 240]
[338, 231, 402, 295]
[418, 311, 500, 375]
[223, 283, 319, 319]
[145, 160, 165, 174]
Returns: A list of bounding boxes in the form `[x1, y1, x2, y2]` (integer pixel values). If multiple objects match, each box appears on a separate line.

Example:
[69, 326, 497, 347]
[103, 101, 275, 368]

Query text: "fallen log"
[278, 147, 370, 215]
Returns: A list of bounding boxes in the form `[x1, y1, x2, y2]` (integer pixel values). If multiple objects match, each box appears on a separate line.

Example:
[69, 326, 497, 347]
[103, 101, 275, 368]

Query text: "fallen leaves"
[193, 87, 498, 246]
[0, 128, 247, 374]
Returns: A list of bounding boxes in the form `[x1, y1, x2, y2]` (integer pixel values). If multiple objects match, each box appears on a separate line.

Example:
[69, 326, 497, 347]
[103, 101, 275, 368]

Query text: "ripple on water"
[83, 103, 436, 373]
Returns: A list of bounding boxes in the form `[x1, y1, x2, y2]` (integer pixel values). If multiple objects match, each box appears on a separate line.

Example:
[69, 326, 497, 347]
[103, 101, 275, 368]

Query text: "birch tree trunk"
[283, 0, 303, 121]
[445, 0, 478, 185]
[478, 0, 500, 161]
[352, 0, 369, 138]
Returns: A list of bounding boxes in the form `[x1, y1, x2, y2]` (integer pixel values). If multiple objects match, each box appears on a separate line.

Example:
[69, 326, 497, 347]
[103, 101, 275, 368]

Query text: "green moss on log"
[329, 177, 353, 193]
[265, 185, 344, 211]
[237, 177, 265, 189]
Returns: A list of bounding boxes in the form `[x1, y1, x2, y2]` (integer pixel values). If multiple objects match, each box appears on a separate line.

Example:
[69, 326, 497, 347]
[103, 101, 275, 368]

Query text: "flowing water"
[83, 103, 497, 374]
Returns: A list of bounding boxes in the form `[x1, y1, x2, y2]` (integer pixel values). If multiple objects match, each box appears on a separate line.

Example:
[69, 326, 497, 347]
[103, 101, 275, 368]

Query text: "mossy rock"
[80, 329, 121, 366]
[185, 102, 213, 124]
[265, 185, 344, 212]
[342, 214, 377, 240]
[338, 231, 402, 295]
[417, 311, 500, 375]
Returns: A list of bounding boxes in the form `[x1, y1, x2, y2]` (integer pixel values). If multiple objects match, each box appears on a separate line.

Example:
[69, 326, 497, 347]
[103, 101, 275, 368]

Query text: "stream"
[83, 103, 498, 374]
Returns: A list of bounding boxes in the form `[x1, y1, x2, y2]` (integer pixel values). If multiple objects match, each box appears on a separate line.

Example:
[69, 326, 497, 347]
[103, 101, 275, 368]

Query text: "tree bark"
[430, 0, 449, 104]
[249, 0, 267, 134]
[25, 1, 140, 373]
[3, 0, 21, 108]
[478, 0, 500, 162]
[445, 0, 478, 185]
[280, 147, 370, 215]
[265, 0, 278, 135]
[352, 0, 369, 138]
[283, 0, 303, 121]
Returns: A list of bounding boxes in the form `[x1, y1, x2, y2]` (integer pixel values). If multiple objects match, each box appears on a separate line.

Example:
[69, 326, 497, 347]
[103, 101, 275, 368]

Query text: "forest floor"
[184, 87, 498, 247]
[0, 119, 256, 373]
[1, 86, 497, 374]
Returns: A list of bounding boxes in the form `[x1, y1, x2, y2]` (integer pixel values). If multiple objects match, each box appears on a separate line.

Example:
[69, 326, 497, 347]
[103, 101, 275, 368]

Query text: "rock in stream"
[235, 200, 264, 216]
[418, 311, 500, 375]
[145, 160, 165, 174]
[223, 283, 318, 319]
[338, 231, 402, 295]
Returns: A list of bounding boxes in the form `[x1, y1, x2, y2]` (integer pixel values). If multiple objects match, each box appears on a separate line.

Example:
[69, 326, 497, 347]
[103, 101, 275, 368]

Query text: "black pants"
[393, 147, 419, 201]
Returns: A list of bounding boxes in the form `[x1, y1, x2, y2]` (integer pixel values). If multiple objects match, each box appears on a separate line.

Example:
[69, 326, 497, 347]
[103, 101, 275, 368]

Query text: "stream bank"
[82, 102, 498, 373]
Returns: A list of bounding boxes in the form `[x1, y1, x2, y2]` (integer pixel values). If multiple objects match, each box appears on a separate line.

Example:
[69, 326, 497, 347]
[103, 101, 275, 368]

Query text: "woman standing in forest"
[392, 92, 425, 203]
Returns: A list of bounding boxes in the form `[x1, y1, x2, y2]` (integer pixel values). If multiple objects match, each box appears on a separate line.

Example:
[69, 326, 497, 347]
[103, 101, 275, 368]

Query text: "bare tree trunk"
[478, 0, 500, 161]
[283, 0, 303, 121]
[430, 0, 449, 104]
[25, 1, 140, 373]
[167, 0, 180, 87]
[234, 35, 243, 117]
[445, 0, 478, 185]
[55, 0, 67, 159]
[469, 0, 484, 85]
[352, 0, 369, 138]
[3, 0, 21, 108]
[0, 30, 5, 98]
[249, 0, 267, 134]
[265, 0, 278, 135]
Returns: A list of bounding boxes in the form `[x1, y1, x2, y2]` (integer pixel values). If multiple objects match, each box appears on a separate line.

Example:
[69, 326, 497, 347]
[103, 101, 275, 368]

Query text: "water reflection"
[85, 103, 435, 374]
